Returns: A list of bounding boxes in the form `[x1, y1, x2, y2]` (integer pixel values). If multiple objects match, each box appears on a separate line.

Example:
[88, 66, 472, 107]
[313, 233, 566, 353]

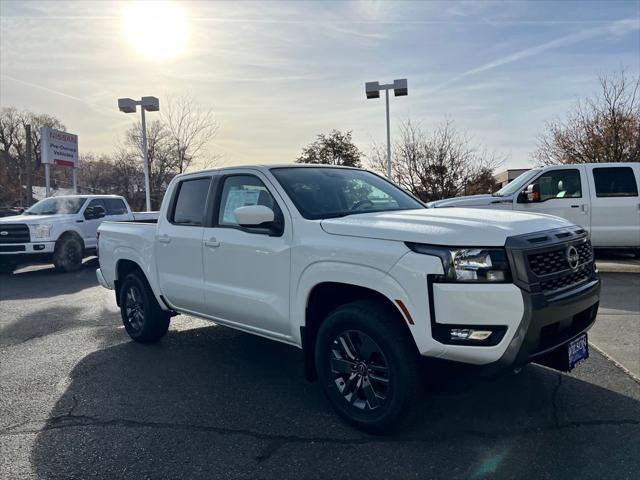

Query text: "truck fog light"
[34, 244, 45, 251]
[486, 270, 505, 281]
[450, 329, 493, 341]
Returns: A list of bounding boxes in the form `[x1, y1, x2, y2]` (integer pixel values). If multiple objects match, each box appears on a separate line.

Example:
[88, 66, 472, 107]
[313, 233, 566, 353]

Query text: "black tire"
[315, 299, 422, 434]
[53, 235, 84, 272]
[119, 271, 170, 343]
[0, 260, 17, 275]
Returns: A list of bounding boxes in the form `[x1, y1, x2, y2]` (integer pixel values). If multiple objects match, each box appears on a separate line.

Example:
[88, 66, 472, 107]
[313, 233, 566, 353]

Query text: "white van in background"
[428, 163, 640, 250]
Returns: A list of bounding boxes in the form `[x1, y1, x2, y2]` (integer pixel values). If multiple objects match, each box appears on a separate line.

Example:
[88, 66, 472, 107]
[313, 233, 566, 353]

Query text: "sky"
[1, 0, 639, 171]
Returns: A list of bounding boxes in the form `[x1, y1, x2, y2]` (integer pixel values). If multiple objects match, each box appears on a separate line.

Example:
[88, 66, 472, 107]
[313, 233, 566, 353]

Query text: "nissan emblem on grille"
[566, 245, 580, 270]
[0, 231, 8, 236]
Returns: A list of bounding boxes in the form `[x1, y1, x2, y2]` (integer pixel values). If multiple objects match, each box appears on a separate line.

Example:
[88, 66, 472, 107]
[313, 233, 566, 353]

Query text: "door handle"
[204, 238, 220, 248]
[570, 205, 580, 208]
[158, 235, 172, 244]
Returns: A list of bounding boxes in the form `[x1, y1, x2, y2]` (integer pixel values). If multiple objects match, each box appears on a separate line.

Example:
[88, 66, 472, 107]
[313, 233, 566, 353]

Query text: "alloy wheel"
[124, 285, 145, 332]
[330, 330, 390, 410]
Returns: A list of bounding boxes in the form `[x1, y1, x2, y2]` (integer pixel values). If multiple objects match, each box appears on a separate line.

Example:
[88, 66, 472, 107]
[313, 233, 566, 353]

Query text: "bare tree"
[369, 119, 501, 201]
[162, 94, 220, 173]
[0, 107, 65, 205]
[296, 130, 362, 167]
[533, 70, 640, 165]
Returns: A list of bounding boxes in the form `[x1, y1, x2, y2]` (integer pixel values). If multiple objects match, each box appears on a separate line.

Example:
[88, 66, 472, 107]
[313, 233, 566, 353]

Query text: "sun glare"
[124, 1, 188, 61]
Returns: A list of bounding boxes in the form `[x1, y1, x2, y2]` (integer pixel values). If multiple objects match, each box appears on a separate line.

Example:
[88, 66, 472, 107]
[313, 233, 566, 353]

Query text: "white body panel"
[96, 164, 590, 366]
[429, 162, 640, 248]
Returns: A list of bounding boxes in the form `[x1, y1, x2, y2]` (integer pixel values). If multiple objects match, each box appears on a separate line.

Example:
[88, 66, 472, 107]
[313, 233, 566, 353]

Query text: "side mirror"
[518, 184, 540, 203]
[94, 205, 106, 219]
[84, 205, 106, 220]
[234, 205, 274, 227]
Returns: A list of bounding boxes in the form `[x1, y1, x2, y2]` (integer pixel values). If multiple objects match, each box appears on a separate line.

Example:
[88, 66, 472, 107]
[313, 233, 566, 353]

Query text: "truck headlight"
[32, 224, 53, 239]
[406, 243, 511, 283]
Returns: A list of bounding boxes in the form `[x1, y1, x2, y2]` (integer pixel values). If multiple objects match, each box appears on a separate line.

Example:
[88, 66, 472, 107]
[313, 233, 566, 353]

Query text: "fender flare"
[291, 261, 412, 345]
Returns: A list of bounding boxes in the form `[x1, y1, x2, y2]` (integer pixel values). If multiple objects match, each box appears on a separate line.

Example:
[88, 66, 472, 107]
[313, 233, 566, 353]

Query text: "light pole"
[365, 79, 408, 179]
[118, 96, 160, 211]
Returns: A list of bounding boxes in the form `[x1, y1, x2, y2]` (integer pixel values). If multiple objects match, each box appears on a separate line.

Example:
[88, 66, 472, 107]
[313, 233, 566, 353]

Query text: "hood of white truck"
[0, 213, 75, 224]
[427, 194, 498, 208]
[320, 208, 572, 246]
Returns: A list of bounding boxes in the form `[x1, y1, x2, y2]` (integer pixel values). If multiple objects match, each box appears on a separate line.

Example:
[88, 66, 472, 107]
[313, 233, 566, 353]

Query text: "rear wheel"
[315, 300, 422, 434]
[53, 235, 83, 272]
[119, 271, 170, 343]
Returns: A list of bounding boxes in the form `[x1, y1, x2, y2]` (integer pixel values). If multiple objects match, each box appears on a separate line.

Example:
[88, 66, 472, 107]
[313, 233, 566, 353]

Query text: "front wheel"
[119, 272, 170, 343]
[53, 235, 83, 272]
[315, 300, 422, 434]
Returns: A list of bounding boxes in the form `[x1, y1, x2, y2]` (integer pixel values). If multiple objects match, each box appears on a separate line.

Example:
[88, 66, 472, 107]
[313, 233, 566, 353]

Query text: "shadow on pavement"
[0, 258, 99, 302]
[29, 323, 640, 479]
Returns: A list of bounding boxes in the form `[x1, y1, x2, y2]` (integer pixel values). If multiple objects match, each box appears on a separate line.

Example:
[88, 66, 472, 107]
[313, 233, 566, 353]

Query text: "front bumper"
[0, 242, 56, 255]
[485, 276, 600, 373]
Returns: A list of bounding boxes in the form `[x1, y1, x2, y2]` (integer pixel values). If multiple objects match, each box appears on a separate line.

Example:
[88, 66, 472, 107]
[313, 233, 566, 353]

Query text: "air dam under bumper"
[486, 277, 600, 373]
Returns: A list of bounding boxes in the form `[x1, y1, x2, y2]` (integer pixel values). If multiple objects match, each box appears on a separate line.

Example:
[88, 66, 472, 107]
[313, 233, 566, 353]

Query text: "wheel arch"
[300, 280, 414, 382]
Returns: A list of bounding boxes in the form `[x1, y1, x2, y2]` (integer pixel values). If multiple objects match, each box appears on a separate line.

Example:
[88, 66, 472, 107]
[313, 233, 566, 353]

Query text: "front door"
[202, 172, 292, 337]
[515, 166, 591, 230]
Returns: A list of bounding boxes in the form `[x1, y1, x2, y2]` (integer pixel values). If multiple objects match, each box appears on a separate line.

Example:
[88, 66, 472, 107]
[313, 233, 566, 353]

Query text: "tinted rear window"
[104, 198, 128, 215]
[593, 167, 638, 197]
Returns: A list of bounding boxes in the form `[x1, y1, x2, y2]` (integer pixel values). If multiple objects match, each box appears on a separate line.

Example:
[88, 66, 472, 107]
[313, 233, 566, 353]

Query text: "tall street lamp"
[118, 96, 160, 211]
[365, 79, 408, 179]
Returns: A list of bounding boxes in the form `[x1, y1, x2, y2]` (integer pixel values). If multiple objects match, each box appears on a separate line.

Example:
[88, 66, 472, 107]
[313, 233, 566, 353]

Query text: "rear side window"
[104, 198, 128, 215]
[592, 167, 638, 197]
[171, 178, 211, 226]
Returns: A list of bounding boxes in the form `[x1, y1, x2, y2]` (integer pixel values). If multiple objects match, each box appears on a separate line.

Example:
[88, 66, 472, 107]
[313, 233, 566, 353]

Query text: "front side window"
[593, 167, 638, 197]
[270, 167, 423, 220]
[104, 198, 128, 215]
[218, 175, 279, 226]
[171, 178, 211, 226]
[531, 169, 582, 201]
[85, 199, 107, 219]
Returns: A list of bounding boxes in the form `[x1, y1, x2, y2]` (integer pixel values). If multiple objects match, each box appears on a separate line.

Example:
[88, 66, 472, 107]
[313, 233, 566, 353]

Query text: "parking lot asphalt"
[1, 260, 639, 479]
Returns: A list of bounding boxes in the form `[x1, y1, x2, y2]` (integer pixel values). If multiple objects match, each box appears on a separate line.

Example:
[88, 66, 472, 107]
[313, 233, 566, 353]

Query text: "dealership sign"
[41, 128, 79, 168]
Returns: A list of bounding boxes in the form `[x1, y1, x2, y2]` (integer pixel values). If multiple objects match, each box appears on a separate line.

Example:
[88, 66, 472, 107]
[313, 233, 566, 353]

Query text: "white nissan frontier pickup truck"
[96, 165, 600, 432]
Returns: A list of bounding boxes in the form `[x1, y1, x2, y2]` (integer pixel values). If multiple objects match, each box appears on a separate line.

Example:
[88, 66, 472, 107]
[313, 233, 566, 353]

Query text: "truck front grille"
[506, 228, 597, 297]
[528, 241, 593, 276]
[0, 224, 30, 244]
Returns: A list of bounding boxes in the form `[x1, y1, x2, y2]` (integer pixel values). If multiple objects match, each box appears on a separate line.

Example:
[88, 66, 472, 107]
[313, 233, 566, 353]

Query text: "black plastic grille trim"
[0, 224, 30, 244]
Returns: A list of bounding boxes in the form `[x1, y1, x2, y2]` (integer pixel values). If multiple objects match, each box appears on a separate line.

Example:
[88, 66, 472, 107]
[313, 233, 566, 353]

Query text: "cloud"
[431, 18, 640, 92]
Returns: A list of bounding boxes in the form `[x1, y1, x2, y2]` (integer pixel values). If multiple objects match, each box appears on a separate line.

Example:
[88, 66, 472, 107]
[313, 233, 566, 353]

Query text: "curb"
[590, 342, 640, 385]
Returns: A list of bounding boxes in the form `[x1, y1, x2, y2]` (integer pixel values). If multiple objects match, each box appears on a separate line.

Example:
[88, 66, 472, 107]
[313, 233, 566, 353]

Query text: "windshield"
[270, 167, 424, 220]
[25, 197, 88, 215]
[494, 169, 540, 197]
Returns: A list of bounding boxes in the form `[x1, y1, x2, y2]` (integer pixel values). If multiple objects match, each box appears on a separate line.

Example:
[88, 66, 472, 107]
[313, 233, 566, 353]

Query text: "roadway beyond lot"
[1, 261, 639, 479]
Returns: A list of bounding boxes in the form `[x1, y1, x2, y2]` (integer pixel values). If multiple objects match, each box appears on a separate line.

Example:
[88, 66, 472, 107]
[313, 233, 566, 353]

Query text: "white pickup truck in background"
[428, 162, 640, 252]
[0, 195, 156, 274]
[96, 165, 600, 432]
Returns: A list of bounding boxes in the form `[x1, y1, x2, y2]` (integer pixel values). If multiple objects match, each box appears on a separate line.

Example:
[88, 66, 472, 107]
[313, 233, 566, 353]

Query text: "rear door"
[515, 166, 591, 229]
[585, 164, 640, 247]
[155, 176, 214, 313]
